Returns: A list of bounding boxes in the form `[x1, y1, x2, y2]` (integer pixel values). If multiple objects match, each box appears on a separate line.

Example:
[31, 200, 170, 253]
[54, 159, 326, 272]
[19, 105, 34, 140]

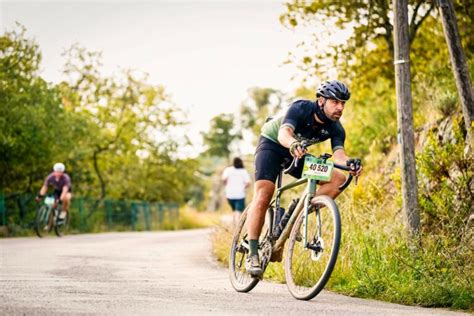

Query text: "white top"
[222, 166, 251, 199]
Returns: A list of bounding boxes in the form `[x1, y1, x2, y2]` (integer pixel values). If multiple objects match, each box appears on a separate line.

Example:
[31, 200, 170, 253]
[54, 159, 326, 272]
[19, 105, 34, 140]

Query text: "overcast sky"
[1, 0, 307, 154]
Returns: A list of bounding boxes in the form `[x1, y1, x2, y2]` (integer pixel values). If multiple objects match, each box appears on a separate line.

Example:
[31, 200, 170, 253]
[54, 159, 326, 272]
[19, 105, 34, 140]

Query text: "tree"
[281, 1, 435, 82]
[202, 113, 240, 160]
[438, 0, 474, 146]
[280, 1, 473, 86]
[0, 25, 76, 194]
[394, 0, 420, 238]
[280, 1, 473, 156]
[60, 44, 189, 202]
[0, 25, 203, 213]
[240, 87, 285, 143]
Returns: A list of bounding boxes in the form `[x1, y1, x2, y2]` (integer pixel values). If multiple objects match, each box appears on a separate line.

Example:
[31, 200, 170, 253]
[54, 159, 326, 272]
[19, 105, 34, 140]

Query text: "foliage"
[417, 116, 472, 243]
[279, 1, 473, 156]
[281, 1, 473, 82]
[201, 113, 241, 160]
[161, 206, 219, 231]
[0, 25, 203, 208]
[0, 25, 76, 194]
[239, 87, 285, 144]
[0, 193, 214, 237]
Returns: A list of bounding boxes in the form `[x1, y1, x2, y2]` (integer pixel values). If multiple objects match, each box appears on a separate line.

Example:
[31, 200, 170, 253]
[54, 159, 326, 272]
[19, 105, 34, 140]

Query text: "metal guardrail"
[0, 193, 179, 234]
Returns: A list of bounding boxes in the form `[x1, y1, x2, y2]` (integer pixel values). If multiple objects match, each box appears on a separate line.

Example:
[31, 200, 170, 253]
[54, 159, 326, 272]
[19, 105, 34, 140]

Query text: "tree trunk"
[393, 0, 420, 239]
[438, 0, 474, 148]
[93, 150, 106, 200]
[88, 150, 107, 217]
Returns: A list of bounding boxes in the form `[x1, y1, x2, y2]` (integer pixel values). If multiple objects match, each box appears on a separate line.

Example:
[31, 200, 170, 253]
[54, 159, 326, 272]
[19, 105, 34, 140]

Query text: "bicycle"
[34, 195, 69, 238]
[229, 142, 361, 300]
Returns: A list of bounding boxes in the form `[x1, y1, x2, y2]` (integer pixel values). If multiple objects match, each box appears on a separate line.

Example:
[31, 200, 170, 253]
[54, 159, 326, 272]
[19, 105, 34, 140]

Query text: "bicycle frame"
[270, 154, 355, 253]
[39, 197, 61, 224]
[270, 173, 313, 252]
[38, 204, 52, 223]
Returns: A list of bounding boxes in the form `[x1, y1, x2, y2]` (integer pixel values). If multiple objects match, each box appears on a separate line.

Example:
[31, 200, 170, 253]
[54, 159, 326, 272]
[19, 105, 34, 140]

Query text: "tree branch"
[377, 0, 394, 55]
[410, 3, 435, 44]
[409, 0, 424, 33]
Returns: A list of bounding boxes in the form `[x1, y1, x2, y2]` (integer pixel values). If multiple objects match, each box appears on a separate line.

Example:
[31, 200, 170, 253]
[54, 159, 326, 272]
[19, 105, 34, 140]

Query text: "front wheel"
[34, 205, 53, 238]
[54, 210, 69, 237]
[229, 208, 260, 292]
[285, 195, 341, 300]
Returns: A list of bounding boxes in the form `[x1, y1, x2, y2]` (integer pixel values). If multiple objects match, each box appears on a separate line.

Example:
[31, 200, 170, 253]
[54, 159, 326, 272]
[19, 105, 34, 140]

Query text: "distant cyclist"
[245, 80, 363, 276]
[36, 163, 72, 222]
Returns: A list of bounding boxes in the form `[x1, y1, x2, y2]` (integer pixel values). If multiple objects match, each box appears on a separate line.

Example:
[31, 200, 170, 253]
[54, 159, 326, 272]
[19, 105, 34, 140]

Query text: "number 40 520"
[309, 164, 328, 172]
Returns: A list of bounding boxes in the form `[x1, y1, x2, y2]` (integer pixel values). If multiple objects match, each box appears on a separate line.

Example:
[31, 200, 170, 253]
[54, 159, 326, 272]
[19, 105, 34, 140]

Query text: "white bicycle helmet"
[53, 162, 65, 172]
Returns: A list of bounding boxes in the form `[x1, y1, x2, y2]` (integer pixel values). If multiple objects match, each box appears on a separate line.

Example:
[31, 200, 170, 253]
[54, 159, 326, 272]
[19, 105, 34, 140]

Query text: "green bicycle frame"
[39, 205, 52, 223]
[272, 176, 318, 251]
[302, 178, 318, 248]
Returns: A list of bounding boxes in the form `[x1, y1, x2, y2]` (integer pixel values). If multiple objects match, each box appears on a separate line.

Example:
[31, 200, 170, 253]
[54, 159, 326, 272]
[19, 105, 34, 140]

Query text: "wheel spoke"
[285, 196, 341, 300]
[229, 208, 260, 292]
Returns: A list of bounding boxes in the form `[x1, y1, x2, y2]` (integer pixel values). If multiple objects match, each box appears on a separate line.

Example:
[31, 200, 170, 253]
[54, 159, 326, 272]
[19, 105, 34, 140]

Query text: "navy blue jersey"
[261, 100, 345, 152]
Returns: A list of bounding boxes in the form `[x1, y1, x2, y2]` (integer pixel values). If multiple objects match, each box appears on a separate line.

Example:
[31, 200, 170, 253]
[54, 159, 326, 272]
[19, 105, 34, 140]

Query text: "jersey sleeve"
[281, 101, 306, 131]
[331, 122, 346, 152]
[44, 174, 53, 187]
[63, 174, 71, 189]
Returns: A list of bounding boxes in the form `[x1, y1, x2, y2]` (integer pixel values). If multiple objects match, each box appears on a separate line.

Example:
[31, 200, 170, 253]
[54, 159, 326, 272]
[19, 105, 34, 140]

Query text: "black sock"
[249, 239, 259, 256]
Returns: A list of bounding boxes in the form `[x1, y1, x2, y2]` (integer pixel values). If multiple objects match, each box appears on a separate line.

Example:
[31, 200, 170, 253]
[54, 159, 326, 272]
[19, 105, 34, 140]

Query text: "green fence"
[0, 193, 179, 236]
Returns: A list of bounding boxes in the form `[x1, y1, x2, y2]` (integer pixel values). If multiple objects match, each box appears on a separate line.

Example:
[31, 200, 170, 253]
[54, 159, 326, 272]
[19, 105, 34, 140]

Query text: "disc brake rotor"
[310, 238, 324, 261]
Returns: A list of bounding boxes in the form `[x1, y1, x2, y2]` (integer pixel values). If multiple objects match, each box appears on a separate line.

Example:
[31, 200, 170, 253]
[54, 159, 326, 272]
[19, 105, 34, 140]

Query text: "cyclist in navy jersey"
[245, 80, 363, 277]
[35, 162, 72, 222]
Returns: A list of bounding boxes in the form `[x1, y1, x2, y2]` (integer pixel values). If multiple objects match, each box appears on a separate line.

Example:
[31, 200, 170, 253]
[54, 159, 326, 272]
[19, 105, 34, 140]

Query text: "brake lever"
[347, 158, 362, 185]
[295, 141, 309, 168]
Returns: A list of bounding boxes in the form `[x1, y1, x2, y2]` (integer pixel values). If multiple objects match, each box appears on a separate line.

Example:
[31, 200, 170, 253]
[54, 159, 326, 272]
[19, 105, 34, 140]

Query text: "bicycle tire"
[229, 208, 260, 292]
[54, 211, 69, 237]
[285, 195, 341, 300]
[34, 205, 53, 238]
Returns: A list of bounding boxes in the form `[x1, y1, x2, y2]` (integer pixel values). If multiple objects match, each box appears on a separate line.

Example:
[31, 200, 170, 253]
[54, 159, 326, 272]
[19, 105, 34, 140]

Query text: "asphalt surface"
[0, 229, 469, 315]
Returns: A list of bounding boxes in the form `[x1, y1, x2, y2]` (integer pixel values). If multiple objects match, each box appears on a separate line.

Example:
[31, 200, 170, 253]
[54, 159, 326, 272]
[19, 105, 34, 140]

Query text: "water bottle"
[273, 199, 300, 239]
[273, 207, 285, 235]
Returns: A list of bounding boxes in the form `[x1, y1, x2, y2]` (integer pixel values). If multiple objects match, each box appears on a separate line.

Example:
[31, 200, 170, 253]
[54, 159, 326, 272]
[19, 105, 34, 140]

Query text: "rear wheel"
[285, 195, 341, 300]
[229, 208, 260, 292]
[34, 205, 53, 238]
[54, 210, 69, 237]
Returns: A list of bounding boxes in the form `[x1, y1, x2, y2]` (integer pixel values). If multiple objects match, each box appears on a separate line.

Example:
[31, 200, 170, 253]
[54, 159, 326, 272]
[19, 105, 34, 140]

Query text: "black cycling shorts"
[54, 188, 71, 199]
[254, 136, 304, 183]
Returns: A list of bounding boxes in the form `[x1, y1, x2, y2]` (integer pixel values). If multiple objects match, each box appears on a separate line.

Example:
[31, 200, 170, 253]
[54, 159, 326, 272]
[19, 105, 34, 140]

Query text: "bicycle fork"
[303, 179, 318, 248]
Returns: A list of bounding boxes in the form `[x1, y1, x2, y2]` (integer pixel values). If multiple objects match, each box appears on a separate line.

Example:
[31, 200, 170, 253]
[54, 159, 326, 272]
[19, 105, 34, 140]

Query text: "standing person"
[222, 157, 251, 226]
[245, 80, 363, 276]
[35, 162, 72, 223]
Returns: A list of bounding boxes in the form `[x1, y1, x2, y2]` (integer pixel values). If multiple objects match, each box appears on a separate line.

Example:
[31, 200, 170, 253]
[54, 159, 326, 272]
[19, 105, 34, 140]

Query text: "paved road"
[0, 229, 468, 315]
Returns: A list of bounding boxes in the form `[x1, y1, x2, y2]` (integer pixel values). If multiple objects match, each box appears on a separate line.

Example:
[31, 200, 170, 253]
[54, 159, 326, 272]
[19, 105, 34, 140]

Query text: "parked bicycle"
[229, 142, 361, 300]
[34, 195, 69, 238]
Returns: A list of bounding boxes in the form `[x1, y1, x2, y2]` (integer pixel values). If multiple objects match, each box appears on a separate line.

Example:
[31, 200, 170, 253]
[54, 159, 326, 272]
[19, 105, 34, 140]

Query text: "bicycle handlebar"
[283, 150, 362, 192]
[283, 158, 299, 174]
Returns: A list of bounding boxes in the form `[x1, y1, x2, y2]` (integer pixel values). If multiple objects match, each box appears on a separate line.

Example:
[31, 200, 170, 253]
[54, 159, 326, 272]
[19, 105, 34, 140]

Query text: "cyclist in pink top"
[35, 163, 72, 222]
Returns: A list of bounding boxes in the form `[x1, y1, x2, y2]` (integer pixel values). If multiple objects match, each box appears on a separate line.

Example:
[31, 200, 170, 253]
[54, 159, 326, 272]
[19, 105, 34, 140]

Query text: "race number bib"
[302, 156, 334, 181]
[44, 196, 55, 206]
